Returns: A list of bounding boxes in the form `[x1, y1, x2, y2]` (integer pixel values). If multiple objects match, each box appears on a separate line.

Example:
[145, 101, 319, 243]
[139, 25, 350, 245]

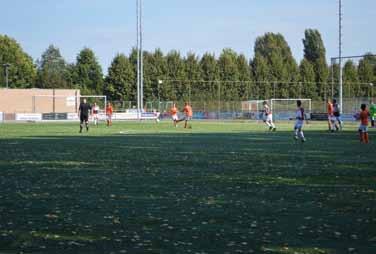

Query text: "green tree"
[166, 50, 186, 101]
[0, 34, 36, 88]
[328, 63, 340, 98]
[218, 49, 240, 100]
[74, 48, 104, 94]
[104, 53, 135, 102]
[252, 54, 271, 99]
[184, 53, 201, 103]
[237, 54, 252, 100]
[36, 45, 70, 89]
[299, 59, 317, 99]
[200, 53, 220, 101]
[142, 50, 156, 103]
[343, 60, 359, 97]
[148, 49, 168, 101]
[254, 32, 299, 98]
[303, 29, 329, 99]
[358, 54, 376, 97]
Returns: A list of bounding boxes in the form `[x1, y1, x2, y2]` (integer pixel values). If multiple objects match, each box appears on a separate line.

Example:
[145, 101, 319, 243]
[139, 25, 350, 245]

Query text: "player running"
[78, 98, 92, 133]
[358, 104, 370, 144]
[262, 101, 276, 131]
[106, 102, 113, 127]
[370, 101, 376, 128]
[179, 102, 193, 129]
[327, 99, 335, 132]
[294, 100, 306, 142]
[332, 99, 342, 131]
[170, 103, 179, 127]
[92, 102, 100, 126]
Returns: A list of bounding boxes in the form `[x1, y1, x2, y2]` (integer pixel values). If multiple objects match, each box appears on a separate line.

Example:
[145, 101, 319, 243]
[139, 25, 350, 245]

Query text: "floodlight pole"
[136, 0, 140, 118]
[339, 0, 343, 113]
[136, 0, 144, 118]
[140, 0, 144, 113]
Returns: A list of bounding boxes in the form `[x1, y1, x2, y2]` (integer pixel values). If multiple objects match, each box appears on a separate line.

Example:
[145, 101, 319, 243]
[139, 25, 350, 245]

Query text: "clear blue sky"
[1, 0, 375, 72]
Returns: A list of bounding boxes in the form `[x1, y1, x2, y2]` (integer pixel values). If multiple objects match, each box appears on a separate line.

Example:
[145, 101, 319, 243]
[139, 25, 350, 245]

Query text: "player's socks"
[365, 133, 369, 143]
[299, 131, 305, 141]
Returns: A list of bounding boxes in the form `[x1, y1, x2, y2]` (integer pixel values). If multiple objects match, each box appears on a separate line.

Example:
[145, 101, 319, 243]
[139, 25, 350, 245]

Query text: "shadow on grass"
[0, 130, 376, 253]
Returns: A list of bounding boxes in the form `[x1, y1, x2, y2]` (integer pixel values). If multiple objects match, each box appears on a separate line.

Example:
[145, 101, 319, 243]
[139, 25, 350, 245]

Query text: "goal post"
[241, 100, 269, 120]
[270, 98, 312, 120]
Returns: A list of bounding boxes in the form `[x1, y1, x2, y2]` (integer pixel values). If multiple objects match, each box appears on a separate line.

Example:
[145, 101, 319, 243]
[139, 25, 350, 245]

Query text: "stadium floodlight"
[2, 63, 11, 88]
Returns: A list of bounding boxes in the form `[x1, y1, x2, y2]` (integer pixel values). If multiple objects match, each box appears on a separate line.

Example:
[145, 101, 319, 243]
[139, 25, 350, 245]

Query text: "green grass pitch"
[0, 121, 375, 254]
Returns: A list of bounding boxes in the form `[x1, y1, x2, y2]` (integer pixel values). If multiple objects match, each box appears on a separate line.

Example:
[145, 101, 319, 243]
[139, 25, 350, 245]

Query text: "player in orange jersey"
[181, 102, 193, 128]
[327, 99, 335, 132]
[106, 102, 113, 127]
[170, 103, 179, 127]
[358, 104, 370, 143]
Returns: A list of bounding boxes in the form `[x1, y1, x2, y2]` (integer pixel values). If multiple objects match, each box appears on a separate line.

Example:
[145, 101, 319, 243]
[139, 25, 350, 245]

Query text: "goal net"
[271, 99, 311, 120]
[242, 100, 269, 120]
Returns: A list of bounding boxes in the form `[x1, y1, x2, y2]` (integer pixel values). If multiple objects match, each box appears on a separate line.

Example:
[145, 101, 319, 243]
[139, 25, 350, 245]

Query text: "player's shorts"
[93, 113, 98, 119]
[172, 115, 178, 121]
[359, 124, 368, 133]
[264, 114, 273, 122]
[183, 116, 192, 121]
[328, 115, 336, 122]
[106, 114, 112, 121]
[294, 120, 304, 130]
[80, 114, 89, 123]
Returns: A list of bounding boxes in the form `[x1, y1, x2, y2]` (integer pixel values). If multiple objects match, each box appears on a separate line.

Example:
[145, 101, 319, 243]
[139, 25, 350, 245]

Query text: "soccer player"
[358, 104, 370, 144]
[92, 102, 100, 126]
[332, 99, 342, 131]
[262, 101, 276, 131]
[78, 98, 91, 133]
[370, 101, 376, 128]
[106, 102, 113, 127]
[180, 102, 193, 129]
[327, 99, 335, 132]
[294, 100, 306, 142]
[170, 103, 179, 127]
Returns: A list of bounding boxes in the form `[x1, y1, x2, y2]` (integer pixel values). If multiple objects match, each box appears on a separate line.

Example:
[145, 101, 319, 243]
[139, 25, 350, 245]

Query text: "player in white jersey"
[92, 102, 100, 126]
[262, 101, 276, 131]
[294, 100, 306, 142]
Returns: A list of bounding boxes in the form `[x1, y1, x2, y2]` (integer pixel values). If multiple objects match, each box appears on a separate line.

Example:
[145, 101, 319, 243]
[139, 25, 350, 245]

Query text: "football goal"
[242, 98, 311, 120]
[270, 98, 311, 120]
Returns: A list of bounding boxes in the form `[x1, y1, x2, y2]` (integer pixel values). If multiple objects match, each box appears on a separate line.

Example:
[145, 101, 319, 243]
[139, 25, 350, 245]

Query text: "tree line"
[1, 29, 375, 103]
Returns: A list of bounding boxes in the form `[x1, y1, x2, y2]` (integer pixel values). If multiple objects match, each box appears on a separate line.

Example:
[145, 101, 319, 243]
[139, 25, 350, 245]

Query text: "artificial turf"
[0, 121, 375, 254]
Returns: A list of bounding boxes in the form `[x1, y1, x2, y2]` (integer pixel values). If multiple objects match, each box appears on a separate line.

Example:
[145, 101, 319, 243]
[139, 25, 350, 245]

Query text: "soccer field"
[0, 121, 375, 254]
